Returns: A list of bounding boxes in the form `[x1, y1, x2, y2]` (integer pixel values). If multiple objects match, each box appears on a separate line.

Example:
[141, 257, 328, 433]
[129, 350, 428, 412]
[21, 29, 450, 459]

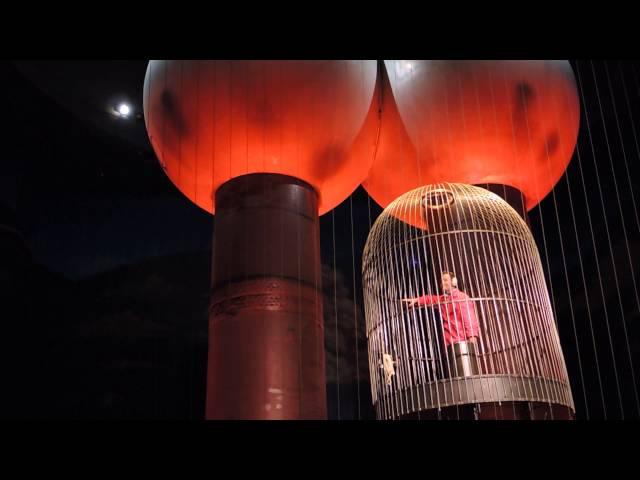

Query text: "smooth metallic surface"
[448, 341, 480, 378]
[143, 60, 377, 215]
[364, 61, 580, 213]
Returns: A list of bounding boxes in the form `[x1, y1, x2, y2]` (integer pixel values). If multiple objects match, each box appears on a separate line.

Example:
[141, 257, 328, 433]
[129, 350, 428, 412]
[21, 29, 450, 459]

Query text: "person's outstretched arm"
[401, 294, 439, 308]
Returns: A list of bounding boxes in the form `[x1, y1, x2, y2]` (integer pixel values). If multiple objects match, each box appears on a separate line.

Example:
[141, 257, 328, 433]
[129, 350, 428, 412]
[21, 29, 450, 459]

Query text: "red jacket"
[416, 289, 480, 347]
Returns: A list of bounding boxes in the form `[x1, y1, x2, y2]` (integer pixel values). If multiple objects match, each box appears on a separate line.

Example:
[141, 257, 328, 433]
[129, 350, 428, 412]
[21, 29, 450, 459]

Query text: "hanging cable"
[534, 62, 588, 418]
[612, 62, 640, 235]
[592, 62, 640, 417]
[332, 209, 340, 419]
[539, 61, 591, 419]
[562, 70, 608, 419]
[589, 60, 640, 418]
[350, 194, 361, 418]
[575, 60, 625, 419]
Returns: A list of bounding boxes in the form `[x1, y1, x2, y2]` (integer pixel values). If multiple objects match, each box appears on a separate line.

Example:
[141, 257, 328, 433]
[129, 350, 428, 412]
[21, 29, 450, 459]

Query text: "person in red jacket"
[402, 271, 480, 377]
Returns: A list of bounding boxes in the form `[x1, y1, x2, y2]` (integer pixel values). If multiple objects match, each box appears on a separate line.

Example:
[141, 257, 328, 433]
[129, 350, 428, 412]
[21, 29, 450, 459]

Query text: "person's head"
[441, 272, 458, 293]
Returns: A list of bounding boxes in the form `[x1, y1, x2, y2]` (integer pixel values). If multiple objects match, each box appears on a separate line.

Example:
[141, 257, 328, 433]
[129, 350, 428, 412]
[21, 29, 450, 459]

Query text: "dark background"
[1, 60, 638, 420]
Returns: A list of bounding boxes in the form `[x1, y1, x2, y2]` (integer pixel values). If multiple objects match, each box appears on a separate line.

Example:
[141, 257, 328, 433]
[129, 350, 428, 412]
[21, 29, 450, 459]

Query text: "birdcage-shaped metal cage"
[363, 183, 574, 420]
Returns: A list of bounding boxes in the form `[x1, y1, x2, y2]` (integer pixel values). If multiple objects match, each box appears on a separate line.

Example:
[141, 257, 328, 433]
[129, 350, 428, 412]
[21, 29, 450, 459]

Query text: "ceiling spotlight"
[117, 103, 131, 117]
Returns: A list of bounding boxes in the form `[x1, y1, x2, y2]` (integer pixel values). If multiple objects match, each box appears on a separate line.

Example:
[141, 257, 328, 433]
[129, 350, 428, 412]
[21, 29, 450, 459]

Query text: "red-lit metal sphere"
[143, 60, 377, 215]
[363, 60, 580, 211]
[351, 63, 417, 211]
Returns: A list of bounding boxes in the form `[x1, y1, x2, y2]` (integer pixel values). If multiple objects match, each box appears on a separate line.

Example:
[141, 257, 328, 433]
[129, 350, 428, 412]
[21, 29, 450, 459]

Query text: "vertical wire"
[409, 189, 433, 407]
[391, 201, 410, 416]
[470, 69, 508, 404]
[390, 200, 408, 418]
[508, 64, 567, 418]
[484, 67, 536, 412]
[211, 62, 216, 211]
[453, 67, 478, 413]
[512, 187, 564, 400]
[331, 209, 340, 419]
[507, 205, 558, 405]
[192, 63, 199, 415]
[390, 195, 414, 416]
[537, 62, 589, 417]
[617, 61, 640, 233]
[374, 213, 398, 419]
[368, 224, 384, 417]
[425, 186, 447, 411]
[418, 188, 435, 412]
[562, 62, 608, 418]
[487, 194, 541, 402]
[527, 227, 569, 397]
[597, 61, 640, 417]
[576, 60, 625, 418]
[466, 190, 504, 405]
[382, 207, 399, 419]
[510, 67, 558, 341]
[362, 66, 382, 415]
[524, 69, 574, 407]
[411, 188, 430, 410]
[530, 64, 582, 412]
[364, 235, 380, 417]
[162, 61, 167, 176]
[177, 61, 183, 189]
[503, 68, 557, 414]
[470, 198, 504, 402]
[244, 62, 248, 175]
[378, 208, 395, 419]
[194, 63, 200, 208]
[228, 61, 232, 182]
[428, 184, 459, 416]
[468, 187, 496, 408]
[373, 241, 388, 419]
[500, 65, 541, 416]
[399, 190, 420, 413]
[403, 193, 422, 411]
[349, 195, 361, 419]
[378, 204, 396, 418]
[440, 71, 463, 417]
[483, 195, 539, 402]
[480, 201, 524, 412]
[449, 185, 484, 406]
[418, 192, 443, 411]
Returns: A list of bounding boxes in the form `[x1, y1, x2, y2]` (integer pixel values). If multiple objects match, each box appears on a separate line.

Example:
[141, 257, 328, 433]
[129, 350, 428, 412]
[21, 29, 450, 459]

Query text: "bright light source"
[118, 103, 131, 116]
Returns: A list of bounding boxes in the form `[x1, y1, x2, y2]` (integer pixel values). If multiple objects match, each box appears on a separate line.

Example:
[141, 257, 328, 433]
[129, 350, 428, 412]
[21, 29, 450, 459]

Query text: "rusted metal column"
[206, 173, 326, 420]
